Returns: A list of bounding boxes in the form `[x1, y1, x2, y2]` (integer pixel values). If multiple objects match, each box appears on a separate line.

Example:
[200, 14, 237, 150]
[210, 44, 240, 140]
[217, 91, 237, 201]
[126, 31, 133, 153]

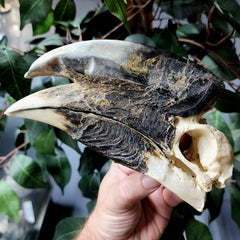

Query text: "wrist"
[75, 211, 103, 240]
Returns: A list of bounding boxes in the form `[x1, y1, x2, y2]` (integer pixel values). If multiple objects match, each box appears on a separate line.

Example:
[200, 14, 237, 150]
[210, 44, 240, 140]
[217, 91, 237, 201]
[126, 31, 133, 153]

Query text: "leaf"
[152, 30, 188, 57]
[36, 34, 63, 48]
[32, 9, 54, 36]
[0, 0, 5, 7]
[34, 130, 55, 155]
[0, 35, 8, 48]
[206, 185, 224, 222]
[55, 128, 81, 154]
[10, 154, 49, 188]
[36, 152, 49, 180]
[125, 34, 156, 47]
[53, 217, 86, 240]
[215, 89, 240, 113]
[78, 148, 108, 176]
[24, 119, 49, 145]
[0, 49, 31, 100]
[0, 181, 20, 222]
[229, 113, 240, 153]
[87, 199, 97, 214]
[185, 218, 213, 240]
[201, 55, 235, 81]
[214, 0, 240, 35]
[206, 110, 234, 147]
[104, 0, 130, 33]
[31, 75, 70, 93]
[211, 10, 237, 37]
[176, 23, 206, 38]
[46, 148, 71, 192]
[100, 160, 112, 180]
[78, 171, 100, 199]
[54, 0, 76, 22]
[19, 0, 52, 30]
[161, 0, 206, 20]
[229, 184, 240, 228]
[23, 53, 38, 68]
[233, 159, 240, 189]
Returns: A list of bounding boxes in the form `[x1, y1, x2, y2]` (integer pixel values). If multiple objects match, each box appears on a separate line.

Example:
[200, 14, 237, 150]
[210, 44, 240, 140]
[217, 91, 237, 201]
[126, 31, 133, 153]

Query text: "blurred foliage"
[0, 0, 240, 239]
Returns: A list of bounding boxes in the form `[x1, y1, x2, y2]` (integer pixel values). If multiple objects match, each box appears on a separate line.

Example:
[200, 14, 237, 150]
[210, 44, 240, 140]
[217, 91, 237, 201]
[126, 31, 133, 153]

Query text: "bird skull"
[5, 40, 233, 211]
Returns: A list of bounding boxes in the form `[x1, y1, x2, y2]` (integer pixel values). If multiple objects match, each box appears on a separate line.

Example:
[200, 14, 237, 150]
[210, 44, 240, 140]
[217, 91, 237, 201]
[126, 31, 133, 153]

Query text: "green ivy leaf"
[19, 0, 52, 30]
[78, 171, 100, 199]
[0, 35, 8, 48]
[229, 112, 240, 153]
[87, 199, 97, 214]
[152, 30, 188, 57]
[10, 155, 49, 188]
[54, 0, 76, 22]
[45, 148, 71, 192]
[78, 148, 108, 176]
[215, 90, 240, 113]
[31, 76, 70, 93]
[104, 0, 131, 33]
[0, 49, 31, 100]
[206, 185, 224, 222]
[125, 34, 156, 47]
[100, 160, 112, 180]
[0, 0, 5, 7]
[0, 181, 20, 222]
[176, 23, 205, 38]
[233, 159, 240, 189]
[36, 152, 49, 180]
[201, 55, 235, 81]
[229, 184, 240, 228]
[23, 53, 38, 68]
[185, 218, 213, 240]
[53, 217, 86, 240]
[32, 9, 54, 36]
[206, 110, 234, 147]
[55, 128, 81, 154]
[214, 0, 240, 35]
[36, 34, 63, 48]
[24, 119, 49, 145]
[161, 0, 206, 20]
[8, 96, 16, 104]
[34, 130, 55, 155]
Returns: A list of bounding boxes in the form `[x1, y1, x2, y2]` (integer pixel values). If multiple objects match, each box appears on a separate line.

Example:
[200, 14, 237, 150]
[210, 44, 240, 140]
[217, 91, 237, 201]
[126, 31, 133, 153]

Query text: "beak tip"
[24, 71, 33, 78]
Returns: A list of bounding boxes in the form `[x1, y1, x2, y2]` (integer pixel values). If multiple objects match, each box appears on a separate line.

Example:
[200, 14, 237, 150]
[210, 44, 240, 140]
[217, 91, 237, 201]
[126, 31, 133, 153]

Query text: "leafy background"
[0, 0, 240, 239]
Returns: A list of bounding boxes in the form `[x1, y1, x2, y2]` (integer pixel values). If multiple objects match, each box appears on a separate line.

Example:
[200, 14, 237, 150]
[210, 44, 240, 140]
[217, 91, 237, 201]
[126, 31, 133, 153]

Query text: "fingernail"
[142, 175, 160, 190]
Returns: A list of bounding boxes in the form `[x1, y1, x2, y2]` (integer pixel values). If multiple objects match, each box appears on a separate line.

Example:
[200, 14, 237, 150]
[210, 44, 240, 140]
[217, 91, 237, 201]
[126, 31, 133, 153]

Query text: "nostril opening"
[179, 133, 193, 161]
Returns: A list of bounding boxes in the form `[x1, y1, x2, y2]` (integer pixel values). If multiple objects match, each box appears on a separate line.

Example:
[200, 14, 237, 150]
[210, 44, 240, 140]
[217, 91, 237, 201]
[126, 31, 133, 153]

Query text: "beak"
[24, 39, 154, 83]
[5, 40, 232, 212]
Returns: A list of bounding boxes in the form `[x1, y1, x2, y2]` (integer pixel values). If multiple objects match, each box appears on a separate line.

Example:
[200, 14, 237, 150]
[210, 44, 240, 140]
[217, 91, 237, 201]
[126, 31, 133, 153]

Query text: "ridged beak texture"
[5, 40, 233, 212]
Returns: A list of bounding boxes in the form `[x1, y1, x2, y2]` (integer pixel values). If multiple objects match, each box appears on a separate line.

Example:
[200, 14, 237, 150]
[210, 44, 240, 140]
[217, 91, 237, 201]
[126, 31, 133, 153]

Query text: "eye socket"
[179, 133, 193, 161]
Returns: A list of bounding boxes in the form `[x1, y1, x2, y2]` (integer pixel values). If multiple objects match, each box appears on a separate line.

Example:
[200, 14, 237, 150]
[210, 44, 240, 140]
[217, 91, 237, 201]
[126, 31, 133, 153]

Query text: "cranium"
[5, 40, 233, 211]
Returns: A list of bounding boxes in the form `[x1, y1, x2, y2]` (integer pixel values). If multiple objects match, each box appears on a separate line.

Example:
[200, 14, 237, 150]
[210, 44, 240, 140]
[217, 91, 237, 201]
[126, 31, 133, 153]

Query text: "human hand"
[76, 162, 182, 240]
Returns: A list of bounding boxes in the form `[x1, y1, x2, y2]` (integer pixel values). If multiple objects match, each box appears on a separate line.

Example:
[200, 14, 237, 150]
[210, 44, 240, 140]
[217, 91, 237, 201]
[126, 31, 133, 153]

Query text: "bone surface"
[5, 40, 233, 211]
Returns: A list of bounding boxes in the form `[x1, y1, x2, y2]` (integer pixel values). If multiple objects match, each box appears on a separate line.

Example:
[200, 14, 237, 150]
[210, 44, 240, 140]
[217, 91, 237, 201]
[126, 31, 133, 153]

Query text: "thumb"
[117, 172, 160, 208]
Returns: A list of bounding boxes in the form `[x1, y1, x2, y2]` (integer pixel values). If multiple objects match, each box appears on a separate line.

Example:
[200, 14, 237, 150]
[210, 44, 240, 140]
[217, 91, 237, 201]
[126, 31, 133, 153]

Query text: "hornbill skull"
[5, 40, 233, 211]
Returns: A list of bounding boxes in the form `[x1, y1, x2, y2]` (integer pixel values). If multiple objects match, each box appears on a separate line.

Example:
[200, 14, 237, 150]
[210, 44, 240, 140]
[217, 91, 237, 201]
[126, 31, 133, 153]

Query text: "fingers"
[162, 187, 183, 208]
[115, 171, 160, 209]
[101, 162, 182, 212]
